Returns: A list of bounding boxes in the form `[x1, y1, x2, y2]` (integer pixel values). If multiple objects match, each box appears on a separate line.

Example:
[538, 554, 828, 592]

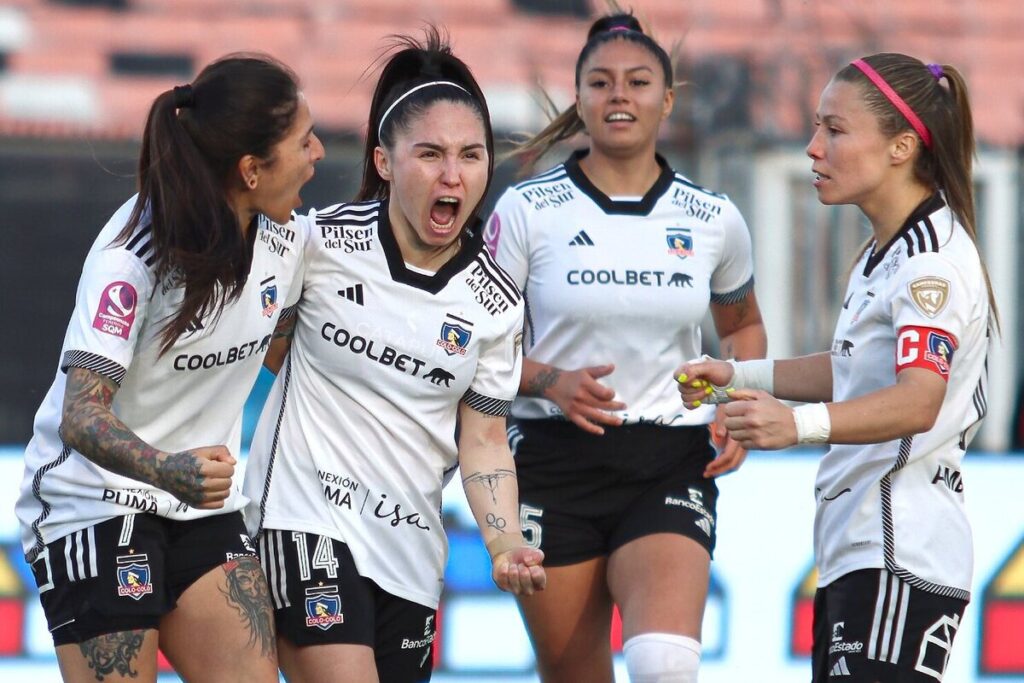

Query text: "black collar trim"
[563, 149, 674, 215]
[863, 193, 945, 277]
[377, 197, 483, 293]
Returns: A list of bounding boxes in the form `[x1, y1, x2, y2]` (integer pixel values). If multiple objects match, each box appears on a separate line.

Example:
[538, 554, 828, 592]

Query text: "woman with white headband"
[241, 27, 545, 683]
[678, 52, 997, 682]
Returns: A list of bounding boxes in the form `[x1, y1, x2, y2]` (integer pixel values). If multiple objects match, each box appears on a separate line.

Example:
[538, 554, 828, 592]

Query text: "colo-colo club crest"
[437, 314, 474, 356]
[666, 227, 695, 259]
[260, 276, 279, 318]
[305, 586, 344, 630]
[116, 554, 154, 600]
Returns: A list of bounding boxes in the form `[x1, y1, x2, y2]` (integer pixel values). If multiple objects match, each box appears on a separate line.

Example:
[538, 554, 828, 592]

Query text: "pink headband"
[851, 58, 932, 149]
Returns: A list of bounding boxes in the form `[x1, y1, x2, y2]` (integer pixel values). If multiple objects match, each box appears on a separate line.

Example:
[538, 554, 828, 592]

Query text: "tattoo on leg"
[220, 557, 276, 658]
[78, 630, 146, 681]
[462, 469, 516, 504]
[525, 368, 560, 397]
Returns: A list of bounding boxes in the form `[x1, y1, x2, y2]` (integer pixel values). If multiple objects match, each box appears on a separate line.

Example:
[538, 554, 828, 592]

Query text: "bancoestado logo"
[172, 335, 271, 371]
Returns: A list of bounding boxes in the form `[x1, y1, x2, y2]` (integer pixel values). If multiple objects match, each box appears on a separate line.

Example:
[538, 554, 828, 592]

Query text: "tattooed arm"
[263, 307, 297, 375]
[457, 402, 546, 595]
[59, 367, 235, 508]
[519, 358, 625, 435]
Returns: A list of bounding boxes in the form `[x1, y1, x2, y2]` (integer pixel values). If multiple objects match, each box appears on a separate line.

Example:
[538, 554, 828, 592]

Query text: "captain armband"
[895, 326, 958, 380]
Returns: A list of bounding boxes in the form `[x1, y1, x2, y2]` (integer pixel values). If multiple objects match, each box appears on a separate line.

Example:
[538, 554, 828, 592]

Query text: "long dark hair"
[837, 53, 999, 331]
[512, 12, 674, 164]
[357, 26, 494, 220]
[115, 53, 301, 353]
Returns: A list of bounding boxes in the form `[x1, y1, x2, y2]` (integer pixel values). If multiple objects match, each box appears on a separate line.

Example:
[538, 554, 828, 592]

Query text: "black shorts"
[811, 569, 968, 682]
[259, 529, 436, 683]
[510, 419, 718, 566]
[29, 512, 258, 646]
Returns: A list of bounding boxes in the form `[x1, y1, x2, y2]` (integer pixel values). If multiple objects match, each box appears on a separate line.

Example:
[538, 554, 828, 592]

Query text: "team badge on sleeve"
[909, 277, 950, 317]
[896, 326, 958, 378]
[305, 586, 344, 630]
[483, 212, 501, 257]
[93, 281, 138, 339]
[437, 314, 474, 356]
[665, 227, 694, 259]
[115, 554, 153, 600]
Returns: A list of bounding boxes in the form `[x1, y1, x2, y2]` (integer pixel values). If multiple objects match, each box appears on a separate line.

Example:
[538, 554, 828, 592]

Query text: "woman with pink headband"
[678, 53, 998, 682]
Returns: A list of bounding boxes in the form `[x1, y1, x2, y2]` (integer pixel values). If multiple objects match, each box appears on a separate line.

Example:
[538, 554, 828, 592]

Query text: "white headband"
[377, 80, 472, 140]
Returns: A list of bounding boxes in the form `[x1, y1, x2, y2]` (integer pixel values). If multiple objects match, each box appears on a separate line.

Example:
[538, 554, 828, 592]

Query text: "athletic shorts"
[259, 529, 436, 683]
[811, 569, 968, 682]
[29, 512, 258, 646]
[509, 419, 718, 566]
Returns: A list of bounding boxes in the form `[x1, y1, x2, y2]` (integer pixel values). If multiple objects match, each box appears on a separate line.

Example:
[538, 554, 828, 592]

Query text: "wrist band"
[728, 359, 774, 394]
[793, 403, 831, 444]
[486, 532, 526, 560]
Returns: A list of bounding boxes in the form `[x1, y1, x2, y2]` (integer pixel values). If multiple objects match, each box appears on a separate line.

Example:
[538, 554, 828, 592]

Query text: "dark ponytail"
[357, 25, 494, 211]
[115, 53, 301, 353]
[512, 12, 674, 165]
[837, 53, 999, 332]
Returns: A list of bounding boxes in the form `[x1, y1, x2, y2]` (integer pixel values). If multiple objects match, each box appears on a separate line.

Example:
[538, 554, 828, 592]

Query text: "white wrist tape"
[727, 359, 775, 394]
[793, 403, 831, 444]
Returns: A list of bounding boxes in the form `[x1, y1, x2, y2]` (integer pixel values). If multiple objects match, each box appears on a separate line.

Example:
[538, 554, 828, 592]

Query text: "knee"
[623, 632, 701, 683]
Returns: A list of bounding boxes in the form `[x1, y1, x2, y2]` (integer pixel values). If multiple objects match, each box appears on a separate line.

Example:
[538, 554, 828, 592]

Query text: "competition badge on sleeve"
[908, 276, 950, 317]
[438, 314, 474, 356]
[305, 586, 344, 630]
[666, 227, 694, 259]
[92, 281, 138, 339]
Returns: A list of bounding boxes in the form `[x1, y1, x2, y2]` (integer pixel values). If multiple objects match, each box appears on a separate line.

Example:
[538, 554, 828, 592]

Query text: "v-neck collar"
[377, 196, 483, 294]
[563, 149, 674, 216]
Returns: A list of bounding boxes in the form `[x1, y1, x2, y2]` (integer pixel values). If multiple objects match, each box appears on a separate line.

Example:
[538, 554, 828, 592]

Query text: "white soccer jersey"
[816, 195, 990, 600]
[488, 151, 754, 425]
[17, 196, 307, 562]
[243, 200, 524, 609]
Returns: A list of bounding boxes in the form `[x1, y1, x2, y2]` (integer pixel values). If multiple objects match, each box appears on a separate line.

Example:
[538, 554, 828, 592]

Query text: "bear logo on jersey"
[305, 586, 344, 630]
[93, 281, 138, 339]
[909, 277, 950, 317]
[115, 554, 153, 600]
[665, 227, 694, 259]
[437, 314, 474, 356]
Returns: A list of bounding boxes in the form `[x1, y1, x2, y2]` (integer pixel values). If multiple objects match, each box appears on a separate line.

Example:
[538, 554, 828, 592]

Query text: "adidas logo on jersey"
[337, 284, 364, 305]
[568, 230, 594, 246]
[694, 517, 712, 537]
[830, 656, 851, 677]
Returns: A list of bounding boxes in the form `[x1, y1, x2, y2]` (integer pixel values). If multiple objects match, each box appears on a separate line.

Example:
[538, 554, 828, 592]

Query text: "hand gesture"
[704, 409, 749, 478]
[547, 364, 626, 435]
[721, 389, 797, 451]
[158, 445, 236, 509]
[674, 357, 735, 408]
[492, 546, 547, 596]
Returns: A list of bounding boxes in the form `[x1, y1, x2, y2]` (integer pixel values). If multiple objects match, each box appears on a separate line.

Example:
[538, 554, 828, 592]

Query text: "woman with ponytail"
[487, 12, 766, 683]
[242, 28, 545, 683]
[679, 53, 996, 682]
[17, 53, 323, 682]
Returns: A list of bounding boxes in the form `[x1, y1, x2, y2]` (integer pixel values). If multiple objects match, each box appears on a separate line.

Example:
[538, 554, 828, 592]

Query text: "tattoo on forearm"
[272, 313, 297, 341]
[78, 629, 146, 681]
[62, 368, 206, 505]
[220, 557, 276, 658]
[462, 468, 516, 504]
[525, 368, 560, 397]
[721, 340, 734, 360]
[485, 512, 508, 533]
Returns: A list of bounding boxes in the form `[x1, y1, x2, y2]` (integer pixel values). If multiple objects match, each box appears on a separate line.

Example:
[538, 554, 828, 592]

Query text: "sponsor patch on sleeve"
[896, 325, 958, 379]
[908, 276, 950, 318]
[92, 281, 138, 339]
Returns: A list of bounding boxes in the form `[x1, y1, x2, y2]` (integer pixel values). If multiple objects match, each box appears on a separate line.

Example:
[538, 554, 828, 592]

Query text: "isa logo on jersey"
[115, 554, 153, 600]
[925, 331, 956, 376]
[305, 586, 344, 630]
[93, 281, 138, 339]
[665, 227, 694, 259]
[260, 278, 278, 317]
[437, 314, 474, 356]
